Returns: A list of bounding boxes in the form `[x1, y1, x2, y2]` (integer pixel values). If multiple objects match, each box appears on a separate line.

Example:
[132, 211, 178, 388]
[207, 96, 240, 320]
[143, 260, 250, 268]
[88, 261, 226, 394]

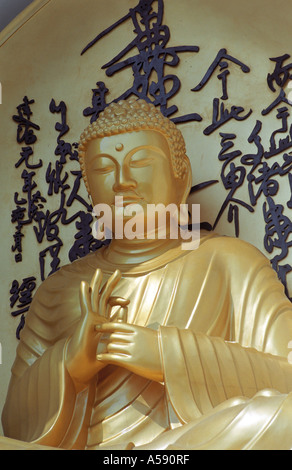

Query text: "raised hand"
[65, 269, 129, 389]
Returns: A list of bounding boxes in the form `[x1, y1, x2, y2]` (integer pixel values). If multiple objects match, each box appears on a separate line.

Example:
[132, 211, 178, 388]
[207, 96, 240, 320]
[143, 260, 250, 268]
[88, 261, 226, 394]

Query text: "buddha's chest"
[103, 262, 230, 336]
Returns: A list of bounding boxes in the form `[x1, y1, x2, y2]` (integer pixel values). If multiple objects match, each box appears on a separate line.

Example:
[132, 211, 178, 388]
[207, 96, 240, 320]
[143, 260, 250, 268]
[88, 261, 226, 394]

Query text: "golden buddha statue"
[2, 98, 292, 450]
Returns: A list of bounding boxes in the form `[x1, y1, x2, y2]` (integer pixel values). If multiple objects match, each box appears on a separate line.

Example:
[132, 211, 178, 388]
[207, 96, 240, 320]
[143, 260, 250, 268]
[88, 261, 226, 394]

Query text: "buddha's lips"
[114, 195, 144, 207]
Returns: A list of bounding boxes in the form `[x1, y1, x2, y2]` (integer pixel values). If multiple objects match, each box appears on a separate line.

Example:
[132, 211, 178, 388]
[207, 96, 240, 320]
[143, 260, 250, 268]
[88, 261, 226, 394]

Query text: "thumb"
[108, 297, 130, 323]
[106, 296, 130, 321]
[115, 306, 128, 323]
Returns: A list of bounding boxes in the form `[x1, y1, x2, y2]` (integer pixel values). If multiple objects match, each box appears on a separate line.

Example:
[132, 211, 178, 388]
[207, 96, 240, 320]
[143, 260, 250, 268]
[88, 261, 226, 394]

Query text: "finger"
[90, 269, 103, 312]
[108, 297, 130, 322]
[79, 281, 91, 319]
[108, 297, 130, 308]
[95, 322, 134, 333]
[100, 270, 122, 318]
[104, 296, 129, 319]
[96, 353, 130, 365]
[99, 332, 132, 344]
[106, 342, 132, 354]
[100, 269, 121, 296]
[111, 306, 128, 323]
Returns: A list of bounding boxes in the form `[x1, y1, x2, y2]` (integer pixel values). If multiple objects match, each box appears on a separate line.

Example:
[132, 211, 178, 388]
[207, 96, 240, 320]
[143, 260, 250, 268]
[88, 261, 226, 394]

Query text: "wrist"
[65, 336, 107, 392]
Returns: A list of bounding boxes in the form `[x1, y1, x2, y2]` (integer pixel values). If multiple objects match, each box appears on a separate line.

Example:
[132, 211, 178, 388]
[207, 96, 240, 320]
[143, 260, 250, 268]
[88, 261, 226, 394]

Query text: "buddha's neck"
[102, 236, 181, 265]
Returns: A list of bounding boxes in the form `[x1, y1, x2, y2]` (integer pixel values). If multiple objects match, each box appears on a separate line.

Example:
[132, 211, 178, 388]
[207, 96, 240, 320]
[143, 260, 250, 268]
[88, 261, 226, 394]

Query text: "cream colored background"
[0, 0, 292, 435]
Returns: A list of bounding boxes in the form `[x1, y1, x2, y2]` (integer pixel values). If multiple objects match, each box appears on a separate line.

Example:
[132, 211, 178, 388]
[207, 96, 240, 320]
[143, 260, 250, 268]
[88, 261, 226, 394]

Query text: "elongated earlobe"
[178, 157, 192, 206]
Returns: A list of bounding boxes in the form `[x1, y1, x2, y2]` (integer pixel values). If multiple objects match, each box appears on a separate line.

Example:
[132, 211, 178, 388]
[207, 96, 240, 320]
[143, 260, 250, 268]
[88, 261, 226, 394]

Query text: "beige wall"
[0, 0, 35, 32]
[0, 0, 292, 435]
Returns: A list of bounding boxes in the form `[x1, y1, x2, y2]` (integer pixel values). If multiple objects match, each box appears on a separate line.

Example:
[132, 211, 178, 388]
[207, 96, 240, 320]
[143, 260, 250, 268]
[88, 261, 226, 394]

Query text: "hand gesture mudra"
[65, 268, 129, 388]
[66, 268, 163, 389]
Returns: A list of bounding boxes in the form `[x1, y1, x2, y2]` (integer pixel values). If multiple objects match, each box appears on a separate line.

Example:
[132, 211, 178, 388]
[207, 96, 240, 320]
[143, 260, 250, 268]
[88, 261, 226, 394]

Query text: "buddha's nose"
[112, 164, 137, 192]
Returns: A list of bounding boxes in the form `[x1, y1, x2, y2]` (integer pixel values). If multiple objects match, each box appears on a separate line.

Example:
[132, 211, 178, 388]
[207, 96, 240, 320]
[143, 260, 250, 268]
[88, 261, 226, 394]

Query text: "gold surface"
[1, 0, 292, 450]
[1, 99, 292, 450]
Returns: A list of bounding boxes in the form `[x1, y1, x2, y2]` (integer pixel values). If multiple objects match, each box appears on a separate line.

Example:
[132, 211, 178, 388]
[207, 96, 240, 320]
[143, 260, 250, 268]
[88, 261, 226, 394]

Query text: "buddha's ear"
[177, 155, 192, 205]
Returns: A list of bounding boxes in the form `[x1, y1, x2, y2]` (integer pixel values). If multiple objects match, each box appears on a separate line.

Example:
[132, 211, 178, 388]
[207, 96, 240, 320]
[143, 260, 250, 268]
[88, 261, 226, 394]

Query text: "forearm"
[159, 327, 292, 421]
[203, 334, 292, 398]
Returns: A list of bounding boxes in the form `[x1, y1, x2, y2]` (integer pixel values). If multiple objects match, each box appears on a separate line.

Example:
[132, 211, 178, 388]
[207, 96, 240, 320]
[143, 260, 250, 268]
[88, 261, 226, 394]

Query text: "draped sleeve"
[159, 328, 292, 424]
[1, 256, 96, 448]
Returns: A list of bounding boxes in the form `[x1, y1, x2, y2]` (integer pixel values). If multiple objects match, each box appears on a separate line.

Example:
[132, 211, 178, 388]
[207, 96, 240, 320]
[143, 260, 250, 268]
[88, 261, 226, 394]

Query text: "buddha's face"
[85, 130, 180, 211]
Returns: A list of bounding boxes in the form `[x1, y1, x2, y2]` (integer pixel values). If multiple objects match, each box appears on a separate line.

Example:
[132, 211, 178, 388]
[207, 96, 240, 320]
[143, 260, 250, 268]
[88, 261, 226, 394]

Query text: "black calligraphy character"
[20, 169, 39, 225]
[241, 120, 292, 208]
[15, 146, 42, 169]
[262, 54, 292, 115]
[68, 212, 103, 262]
[49, 99, 69, 138]
[11, 195, 27, 262]
[241, 120, 264, 170]
[191, 48, 250, 100]
[192, 49, 252, 134]
[248, 162, 280, 207]
[39, 243, 63, 281]
[46, 161, 70, 196]
[11, 205, 26, 226]
[262, 88, 292, 116]
[83, 81, 109, 123]
[11, 230, 24, 262]
[241, 120, 265, 206]
[264, 106, 292, 158]
[49, 99, 79, 162]
[82, 0, 201, 124]
[28, 190, 47, 221]
[213, 133, 254, 236]
[203, 98, 252, 136]
[66, 170, 93, 212]
[267, 54, 292, 92]
[37, 205, 65, 280]
[10, 277, 37, 338]
[263, 196, 292, 299]
[13, 96, 40, 145]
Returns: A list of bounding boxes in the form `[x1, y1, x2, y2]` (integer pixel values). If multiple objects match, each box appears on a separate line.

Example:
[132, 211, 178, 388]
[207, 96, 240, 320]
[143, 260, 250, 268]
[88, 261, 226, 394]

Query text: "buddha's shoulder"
[196, 230, 270, 265]
[180, 232, 269, 268]
[36, 252, 99, 293]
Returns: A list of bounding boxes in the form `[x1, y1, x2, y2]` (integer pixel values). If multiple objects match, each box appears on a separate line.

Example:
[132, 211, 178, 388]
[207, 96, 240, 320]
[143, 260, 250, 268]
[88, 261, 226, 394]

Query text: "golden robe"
[2, 231, 292, 450]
